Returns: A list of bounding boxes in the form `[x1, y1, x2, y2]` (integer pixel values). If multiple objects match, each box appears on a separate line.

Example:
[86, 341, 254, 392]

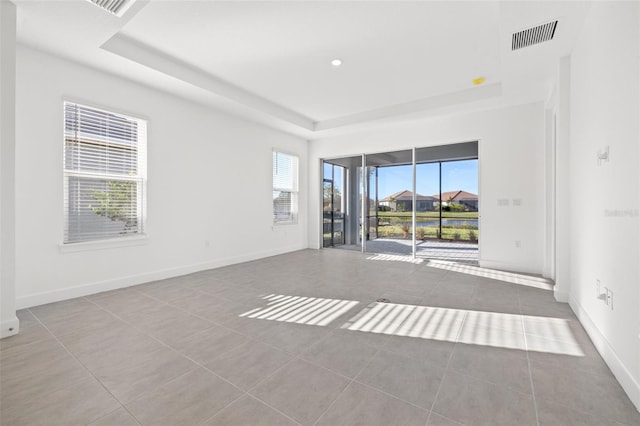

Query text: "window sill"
[59, 235, 149, 253]
[273, 221, 298, 227]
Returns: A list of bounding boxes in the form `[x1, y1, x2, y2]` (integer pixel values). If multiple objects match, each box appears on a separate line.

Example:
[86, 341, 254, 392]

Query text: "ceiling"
[15, 0, 590, 140]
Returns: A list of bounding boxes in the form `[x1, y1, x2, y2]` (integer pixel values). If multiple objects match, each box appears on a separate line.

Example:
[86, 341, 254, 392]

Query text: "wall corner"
[0, 0, 19, 339]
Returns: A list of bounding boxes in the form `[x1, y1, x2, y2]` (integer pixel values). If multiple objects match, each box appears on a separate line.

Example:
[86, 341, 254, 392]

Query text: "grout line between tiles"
[442, 365, 533, 397]
[119, 286, 297, 356]
[28, 309, 141, 425]
[244, 353, 305, 394]
[308, 347, 382, 426]
[520, 292, 540, 426]
[424, 309, 468, 426]
[198, 393, 304, 426]
[350, 365, 436, 413]
[83, 292, 308, 426]
[81, 296, 246, 393]
[88, 406, 142, 426]
[304, 314, 450, 425]
[428, 412, 467, 426]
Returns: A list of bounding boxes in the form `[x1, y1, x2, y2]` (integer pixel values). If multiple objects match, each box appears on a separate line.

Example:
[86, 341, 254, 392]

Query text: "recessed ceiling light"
[472, 77, 485, 86]
[331, 59, 343, 67]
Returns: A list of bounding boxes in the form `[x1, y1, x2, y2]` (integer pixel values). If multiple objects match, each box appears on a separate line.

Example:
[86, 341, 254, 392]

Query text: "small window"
[63, 102, 147, 243]
[272, 151, 298, 224]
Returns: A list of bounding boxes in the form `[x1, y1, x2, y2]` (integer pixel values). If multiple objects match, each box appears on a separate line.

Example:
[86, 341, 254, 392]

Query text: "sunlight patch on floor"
[365, 253, 424, 264]
[341, 301, 583, 356]
[239, 294, 359, 326]
[426, 260, 554, 290]
[240, 294, 582, 357]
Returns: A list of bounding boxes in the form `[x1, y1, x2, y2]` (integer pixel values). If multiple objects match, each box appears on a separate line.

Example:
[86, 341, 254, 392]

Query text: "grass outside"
[377, 211, 478, 220]
[324, 212, 479, 242]
[325, 227, 478, 241]
[378, 211, 478, 218]
[375, 211, 478, 241]
[375, 225, 478, 241]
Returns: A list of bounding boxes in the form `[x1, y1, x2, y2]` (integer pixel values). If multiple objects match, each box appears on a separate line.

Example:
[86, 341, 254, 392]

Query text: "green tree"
[449, 203, 466, 212]
[323, 184, 342, 212]
[89, 180, 138, 233]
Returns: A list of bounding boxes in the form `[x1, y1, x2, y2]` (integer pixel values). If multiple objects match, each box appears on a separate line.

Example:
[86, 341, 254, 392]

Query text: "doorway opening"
[321, 142, 479, 264]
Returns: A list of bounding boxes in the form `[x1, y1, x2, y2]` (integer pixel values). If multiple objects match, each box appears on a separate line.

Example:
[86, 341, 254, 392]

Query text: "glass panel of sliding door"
[322, 162, 345, 248]
[414, 162, 441, 250]
[365, 150, 413, 255]
[441, 159, 479, 243]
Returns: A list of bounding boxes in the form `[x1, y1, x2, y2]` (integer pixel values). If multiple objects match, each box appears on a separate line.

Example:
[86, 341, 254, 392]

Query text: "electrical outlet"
[606, 288, 613, 310]
[596, 280, 609, 304]
[515, 240, 521, 248]
[597, 146, 610, 166]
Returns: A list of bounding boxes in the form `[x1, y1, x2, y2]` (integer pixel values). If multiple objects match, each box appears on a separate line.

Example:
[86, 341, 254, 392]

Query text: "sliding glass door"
[321, 142, 479, 262]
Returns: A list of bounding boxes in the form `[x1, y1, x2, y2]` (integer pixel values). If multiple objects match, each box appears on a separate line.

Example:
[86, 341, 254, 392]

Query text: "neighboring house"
[379, 190, 438, 212]
[434, 190, 479, 211]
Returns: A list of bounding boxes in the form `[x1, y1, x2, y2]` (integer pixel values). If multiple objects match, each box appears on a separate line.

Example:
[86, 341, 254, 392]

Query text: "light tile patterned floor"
[1, 249, 639, 425]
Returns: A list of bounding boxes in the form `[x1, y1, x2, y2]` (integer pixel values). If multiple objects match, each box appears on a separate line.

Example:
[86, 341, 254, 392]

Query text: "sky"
[376, 159, 478, 199]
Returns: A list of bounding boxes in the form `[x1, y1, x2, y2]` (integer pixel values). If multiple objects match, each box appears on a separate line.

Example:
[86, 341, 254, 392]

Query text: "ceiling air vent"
[87, 0, 134, 17]
[512, 20, 558, 50]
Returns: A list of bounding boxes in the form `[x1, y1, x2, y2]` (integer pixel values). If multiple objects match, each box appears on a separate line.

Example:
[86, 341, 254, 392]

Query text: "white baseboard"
[0, 317, 19, 339]
[554, 288, 569, 303]
[569, 297, 640, 412]
[16, 244, 306, 309]
[478, 259, 542, 275]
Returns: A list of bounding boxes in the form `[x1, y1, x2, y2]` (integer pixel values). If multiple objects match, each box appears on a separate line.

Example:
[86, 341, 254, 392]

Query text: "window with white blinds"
[273, 151, 298, 224]
[63, 102, 147, 243]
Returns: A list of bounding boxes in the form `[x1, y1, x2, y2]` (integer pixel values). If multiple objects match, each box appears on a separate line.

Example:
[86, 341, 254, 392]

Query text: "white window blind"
[273, 151, 298, 224]
[63, 102, 147, 243]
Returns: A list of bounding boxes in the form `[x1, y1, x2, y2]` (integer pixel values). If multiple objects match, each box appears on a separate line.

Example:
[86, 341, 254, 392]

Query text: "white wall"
[308, 102, 546, 275]
[542, 98, 555, 281]
[554, 56, 572, 303]
[567, 0, 640, 409]
[14, 46, 308, 308]
[0, 0, 19, 338]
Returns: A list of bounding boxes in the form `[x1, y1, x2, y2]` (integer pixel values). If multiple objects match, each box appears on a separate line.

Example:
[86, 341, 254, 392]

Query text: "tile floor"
[1, 249, 639, 426]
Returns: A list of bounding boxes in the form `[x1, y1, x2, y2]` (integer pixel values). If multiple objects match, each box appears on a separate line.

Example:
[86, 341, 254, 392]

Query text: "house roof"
[380, 190, 437, 202]
[433, 190, 478, 201]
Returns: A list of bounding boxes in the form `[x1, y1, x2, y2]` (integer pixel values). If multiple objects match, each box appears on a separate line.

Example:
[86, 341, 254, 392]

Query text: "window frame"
[272, 150, 299, 225]
[62, 100, 148, 245]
